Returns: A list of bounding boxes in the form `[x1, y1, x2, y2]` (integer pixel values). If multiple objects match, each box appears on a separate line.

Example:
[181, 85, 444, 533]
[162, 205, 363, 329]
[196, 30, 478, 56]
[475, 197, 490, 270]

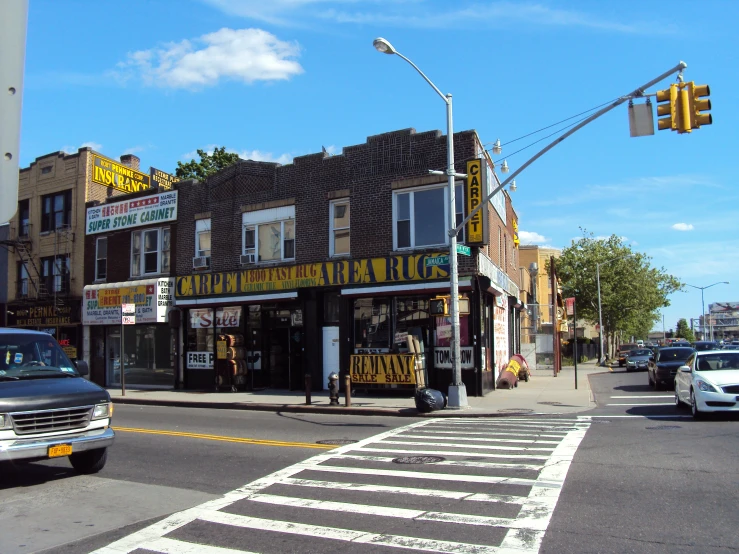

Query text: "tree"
[175, 147, 241, 181]
[551, 230, 682, 357]
[675, 319, 696, 342]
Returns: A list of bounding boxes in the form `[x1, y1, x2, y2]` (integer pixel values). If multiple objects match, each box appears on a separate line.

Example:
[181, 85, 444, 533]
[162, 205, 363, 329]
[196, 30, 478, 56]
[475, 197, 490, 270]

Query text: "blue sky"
[19, 0, 738, 334]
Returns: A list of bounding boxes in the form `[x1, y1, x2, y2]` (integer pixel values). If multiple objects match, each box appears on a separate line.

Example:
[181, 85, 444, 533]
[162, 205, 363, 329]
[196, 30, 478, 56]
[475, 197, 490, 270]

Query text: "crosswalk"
[605, 394, 675, 407]
[93, 417, 590, 554]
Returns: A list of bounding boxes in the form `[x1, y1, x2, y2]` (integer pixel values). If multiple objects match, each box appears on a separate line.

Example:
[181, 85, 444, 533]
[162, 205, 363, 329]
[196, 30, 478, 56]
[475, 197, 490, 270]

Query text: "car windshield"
[631, 349, 652, 356]
[696, 353, 739, 371]
[0, 333, 78, 379]
[659, 348, 694, 361]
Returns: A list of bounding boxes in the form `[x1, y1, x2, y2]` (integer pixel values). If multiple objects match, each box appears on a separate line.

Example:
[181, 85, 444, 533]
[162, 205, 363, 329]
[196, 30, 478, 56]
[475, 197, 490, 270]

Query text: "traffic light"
[677, 84, 692, 134]
[430, 298, 448, 316]
[656, 84, 678, 131]
[687, 82, 712, 129]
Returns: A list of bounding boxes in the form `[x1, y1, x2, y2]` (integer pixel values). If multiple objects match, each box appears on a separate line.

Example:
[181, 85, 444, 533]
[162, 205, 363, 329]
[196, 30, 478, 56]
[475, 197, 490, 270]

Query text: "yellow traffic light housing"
[656, 84, 678, 131]
[687, 82, 712, 129]
[677, 85, 692, 133]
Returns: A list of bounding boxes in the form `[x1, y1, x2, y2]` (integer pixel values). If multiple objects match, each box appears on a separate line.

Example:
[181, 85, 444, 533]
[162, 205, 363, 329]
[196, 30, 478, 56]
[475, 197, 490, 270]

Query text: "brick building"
[174, 128, 523, 396]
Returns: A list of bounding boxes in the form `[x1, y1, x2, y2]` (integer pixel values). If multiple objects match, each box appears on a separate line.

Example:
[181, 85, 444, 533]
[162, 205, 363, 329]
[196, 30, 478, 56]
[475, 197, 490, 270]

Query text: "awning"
[175, 291, 298, 308]
[83, 278, 174, 325]
[341, 278, 473, 297]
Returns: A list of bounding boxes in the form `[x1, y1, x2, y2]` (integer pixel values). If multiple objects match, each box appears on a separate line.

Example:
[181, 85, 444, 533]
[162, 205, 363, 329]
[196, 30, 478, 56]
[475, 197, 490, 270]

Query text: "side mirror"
[679, 365, 691, 373]
[75, 359, 90, 376]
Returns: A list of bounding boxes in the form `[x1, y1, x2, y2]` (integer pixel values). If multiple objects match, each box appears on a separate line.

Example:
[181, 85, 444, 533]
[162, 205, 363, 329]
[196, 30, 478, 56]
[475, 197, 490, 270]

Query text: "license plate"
[48, 444, 73, 458]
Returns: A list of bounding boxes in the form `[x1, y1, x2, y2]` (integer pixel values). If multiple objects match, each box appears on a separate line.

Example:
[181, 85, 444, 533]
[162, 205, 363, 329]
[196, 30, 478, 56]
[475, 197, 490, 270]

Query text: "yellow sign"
[98, 285, 150, 307]
[512, 218, 519, 248]
[176, 253, 451, 298]
[216, 341, 228, 360]
[62, 346, 78, 359]
[465, 159, 486, 244]
[91, 153, 151, 193]
[350, 354, 417, 384]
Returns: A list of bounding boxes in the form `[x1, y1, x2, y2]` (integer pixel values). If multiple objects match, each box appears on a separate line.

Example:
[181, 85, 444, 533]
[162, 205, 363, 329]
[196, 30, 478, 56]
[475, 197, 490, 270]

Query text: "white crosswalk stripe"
[92, 417, 588, 554]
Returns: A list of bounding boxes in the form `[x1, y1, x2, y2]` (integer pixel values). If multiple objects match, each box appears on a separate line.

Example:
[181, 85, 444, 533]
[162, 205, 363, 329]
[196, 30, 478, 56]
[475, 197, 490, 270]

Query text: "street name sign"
[425, 255, 449, 267]
[456, 244, 471, 256]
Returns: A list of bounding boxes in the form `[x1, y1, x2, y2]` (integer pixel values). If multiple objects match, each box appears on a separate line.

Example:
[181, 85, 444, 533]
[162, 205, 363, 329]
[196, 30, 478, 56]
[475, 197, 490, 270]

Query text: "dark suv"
[0, 329, 114, 473]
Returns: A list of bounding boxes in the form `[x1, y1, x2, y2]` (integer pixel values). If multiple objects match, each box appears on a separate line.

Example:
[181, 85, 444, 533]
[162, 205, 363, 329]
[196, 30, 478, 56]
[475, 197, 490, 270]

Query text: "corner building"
[175, 128, 523, 396]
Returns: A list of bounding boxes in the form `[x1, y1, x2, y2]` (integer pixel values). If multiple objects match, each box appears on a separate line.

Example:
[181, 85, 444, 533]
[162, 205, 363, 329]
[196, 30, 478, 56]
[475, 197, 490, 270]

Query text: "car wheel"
[69, 448, 108, 474]
[690, 389, 703, 419]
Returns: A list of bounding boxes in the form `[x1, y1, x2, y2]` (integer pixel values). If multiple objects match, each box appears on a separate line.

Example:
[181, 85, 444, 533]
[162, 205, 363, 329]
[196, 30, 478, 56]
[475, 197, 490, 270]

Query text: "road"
[1, 370, 737, 553]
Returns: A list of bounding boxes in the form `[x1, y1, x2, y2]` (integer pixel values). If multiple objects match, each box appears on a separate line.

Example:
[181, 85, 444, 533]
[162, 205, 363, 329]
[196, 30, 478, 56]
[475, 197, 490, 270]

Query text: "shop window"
[329, 200, 350, 256]
[354, 298, 391, 351]
[242, 206, 295, 263]
[393, 297, 431, 349]
[95, 237, 107, 281]
[186, 307, 243, 370]
[18, 199, 29, 237]
[324, 292, 341, 324]
[393, 184, 463, 250]
[131, 227, 170, 277]
[41, 190, 72, 232]
[41, 255, 70, 294]
[195, 218, 211, 257]
[17, 263, 29, 297]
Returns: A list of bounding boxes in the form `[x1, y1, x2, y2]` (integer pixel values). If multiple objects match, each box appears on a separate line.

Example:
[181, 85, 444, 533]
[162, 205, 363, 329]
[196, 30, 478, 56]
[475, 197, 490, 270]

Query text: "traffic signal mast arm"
[451, 61, 688, 238]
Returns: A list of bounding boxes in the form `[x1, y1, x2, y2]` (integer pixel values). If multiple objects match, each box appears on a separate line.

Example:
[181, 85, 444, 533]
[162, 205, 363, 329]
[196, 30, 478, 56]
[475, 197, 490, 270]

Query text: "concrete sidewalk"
[109, 360, 607, 418]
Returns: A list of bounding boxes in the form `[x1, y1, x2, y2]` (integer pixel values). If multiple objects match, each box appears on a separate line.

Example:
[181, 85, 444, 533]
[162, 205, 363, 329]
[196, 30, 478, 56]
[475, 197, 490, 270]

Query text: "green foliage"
[675, 318, 696, 342]
[175, 147, 241, 181]
[553, 229, 682, 346]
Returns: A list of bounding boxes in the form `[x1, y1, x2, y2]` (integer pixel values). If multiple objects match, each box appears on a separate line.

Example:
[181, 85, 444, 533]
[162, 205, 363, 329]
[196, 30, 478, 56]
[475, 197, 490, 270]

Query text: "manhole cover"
[645, 425, 681, 430]
[392, 456, 445, 464]
[498, 408, 535, 413]
[316, 439, 358, 445]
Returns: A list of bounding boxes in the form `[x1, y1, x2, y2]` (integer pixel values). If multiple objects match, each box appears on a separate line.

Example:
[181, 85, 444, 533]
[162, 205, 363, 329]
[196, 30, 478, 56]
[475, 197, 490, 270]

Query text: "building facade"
[173, 128, 523, 396]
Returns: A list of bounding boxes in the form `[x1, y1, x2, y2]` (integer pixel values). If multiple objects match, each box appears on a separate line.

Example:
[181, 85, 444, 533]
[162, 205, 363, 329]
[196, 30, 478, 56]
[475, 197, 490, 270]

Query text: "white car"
[675, 349, 739, 418]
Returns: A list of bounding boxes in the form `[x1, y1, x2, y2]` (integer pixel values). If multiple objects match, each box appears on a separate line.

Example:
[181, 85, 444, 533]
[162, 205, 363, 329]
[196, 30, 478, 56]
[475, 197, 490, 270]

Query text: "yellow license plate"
[48, 444, 73, 458]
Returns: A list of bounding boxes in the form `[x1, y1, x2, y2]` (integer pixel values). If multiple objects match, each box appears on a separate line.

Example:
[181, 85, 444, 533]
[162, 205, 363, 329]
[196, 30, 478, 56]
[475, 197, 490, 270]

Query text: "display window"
[353, 298, 391, 352]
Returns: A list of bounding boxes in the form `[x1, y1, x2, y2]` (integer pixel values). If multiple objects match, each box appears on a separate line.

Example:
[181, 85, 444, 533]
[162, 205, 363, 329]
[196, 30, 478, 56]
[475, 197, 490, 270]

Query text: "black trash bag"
[415, 388, 446, 413]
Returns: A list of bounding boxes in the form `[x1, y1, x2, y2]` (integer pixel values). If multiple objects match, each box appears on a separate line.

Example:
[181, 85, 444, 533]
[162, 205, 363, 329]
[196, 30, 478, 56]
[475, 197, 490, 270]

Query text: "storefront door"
[106, 328, 121, 386]
[269, 328, 290, 389]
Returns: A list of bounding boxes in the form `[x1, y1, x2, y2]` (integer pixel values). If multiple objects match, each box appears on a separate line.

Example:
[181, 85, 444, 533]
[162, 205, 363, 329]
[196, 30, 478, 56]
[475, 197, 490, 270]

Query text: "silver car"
[626, 348, 653, 372]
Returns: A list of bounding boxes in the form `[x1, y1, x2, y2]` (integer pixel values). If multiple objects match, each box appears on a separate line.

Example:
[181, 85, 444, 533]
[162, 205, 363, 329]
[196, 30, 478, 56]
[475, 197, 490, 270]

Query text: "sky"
[16, 0, 739, 334]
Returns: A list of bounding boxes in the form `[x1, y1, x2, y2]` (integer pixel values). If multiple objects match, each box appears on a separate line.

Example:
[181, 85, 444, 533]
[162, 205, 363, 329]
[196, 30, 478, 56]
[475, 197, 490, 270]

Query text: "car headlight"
[92, 403, 113, 420]
[695, 380, 718, 393]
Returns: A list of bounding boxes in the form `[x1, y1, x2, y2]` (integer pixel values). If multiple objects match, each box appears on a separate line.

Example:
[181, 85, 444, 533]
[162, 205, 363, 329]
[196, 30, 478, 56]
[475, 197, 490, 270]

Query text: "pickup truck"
[0, 328, 114, 473]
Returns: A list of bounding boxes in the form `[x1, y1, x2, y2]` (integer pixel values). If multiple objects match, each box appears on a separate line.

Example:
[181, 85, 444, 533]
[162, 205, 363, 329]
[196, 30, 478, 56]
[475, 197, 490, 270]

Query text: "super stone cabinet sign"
[85, 190, 178, 235]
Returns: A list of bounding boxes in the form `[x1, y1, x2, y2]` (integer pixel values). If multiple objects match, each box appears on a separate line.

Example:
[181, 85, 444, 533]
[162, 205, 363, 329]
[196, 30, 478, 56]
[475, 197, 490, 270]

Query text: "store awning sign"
[83, 279, 174, 325]
[350, 354, 417, 384]
[85, 190, 178, 235]
[91, 153, 151, 193]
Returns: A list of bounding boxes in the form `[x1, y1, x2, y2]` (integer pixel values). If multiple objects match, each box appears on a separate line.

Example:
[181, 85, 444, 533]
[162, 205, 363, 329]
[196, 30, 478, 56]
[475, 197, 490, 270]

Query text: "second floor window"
[96, 237, 107, 280]
[18, 199, 29, 237]
[393, 184, 464, 250]
[329, 200, 350, 256]
[41, 190, 72, 232]
[17, 263, 29, 297]
[195, 219, 211, 258]
[242, 206, 295, 263]
[131, 228, 170, 277]
[41, 255, 70, 294]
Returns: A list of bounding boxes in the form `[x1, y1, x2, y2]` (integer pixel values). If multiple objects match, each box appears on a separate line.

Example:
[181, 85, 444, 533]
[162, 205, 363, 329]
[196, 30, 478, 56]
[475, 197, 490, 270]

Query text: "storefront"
[5, 298, 82, 360]
[82, 278, 175, 388]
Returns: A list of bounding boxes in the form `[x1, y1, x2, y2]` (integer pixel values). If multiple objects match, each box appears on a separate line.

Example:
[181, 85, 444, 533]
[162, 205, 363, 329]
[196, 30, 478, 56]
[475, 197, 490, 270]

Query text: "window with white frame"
[393, 184, 464, 250]
[95, 237, 107, 280]
[329, 200, 350, 256]
[131, 227, 170, 277]
[242, 206, 295, 263]
[195, 219, 211, 258]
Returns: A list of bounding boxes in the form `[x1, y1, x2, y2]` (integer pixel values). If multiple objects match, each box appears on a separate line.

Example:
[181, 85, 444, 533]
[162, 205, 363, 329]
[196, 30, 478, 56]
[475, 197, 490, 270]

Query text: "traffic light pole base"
[447, 384, 469, 409]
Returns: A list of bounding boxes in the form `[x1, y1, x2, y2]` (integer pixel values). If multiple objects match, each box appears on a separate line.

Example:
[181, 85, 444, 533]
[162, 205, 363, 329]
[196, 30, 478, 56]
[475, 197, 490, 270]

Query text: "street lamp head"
[492, 139, 502, 155]
[501, 159, 510, 173]
[373, 37, 396, 55]
[509, 179, 517, 192]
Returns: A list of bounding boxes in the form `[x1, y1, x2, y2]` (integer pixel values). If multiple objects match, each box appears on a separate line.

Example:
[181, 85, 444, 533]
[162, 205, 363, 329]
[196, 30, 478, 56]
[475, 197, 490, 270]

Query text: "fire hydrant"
[328, 372, 340, 406]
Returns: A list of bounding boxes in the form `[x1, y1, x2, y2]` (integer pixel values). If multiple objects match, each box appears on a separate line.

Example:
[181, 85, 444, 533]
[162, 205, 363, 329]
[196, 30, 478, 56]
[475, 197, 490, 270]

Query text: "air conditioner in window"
[240, 253, 255, 265]
[192, 256, 210, 269]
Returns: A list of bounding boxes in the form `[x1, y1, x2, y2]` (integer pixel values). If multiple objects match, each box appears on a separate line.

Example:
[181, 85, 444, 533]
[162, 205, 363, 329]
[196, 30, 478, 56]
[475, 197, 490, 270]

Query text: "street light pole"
[373, 37, 467, 408]
[686, 282, 729, 342]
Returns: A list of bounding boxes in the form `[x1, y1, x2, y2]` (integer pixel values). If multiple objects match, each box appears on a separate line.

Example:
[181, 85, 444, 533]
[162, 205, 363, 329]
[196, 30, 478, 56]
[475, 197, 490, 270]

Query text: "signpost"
[120, 303, 136, 396]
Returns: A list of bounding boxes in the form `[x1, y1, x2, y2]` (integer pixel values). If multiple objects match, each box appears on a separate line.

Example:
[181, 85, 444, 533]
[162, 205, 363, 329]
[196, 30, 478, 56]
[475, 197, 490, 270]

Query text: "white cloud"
[672, 223, 694, 231]
[518, 230, 549, 245]
[203, 0, 672, 34]
[180, 145, 293, 165]
[113, 28, 303, 90]
[123, 146, 145, 155]
[62, 141, 102, 154]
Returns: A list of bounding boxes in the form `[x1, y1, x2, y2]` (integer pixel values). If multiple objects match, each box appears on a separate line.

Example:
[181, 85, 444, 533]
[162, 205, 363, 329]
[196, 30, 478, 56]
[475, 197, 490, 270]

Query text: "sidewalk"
[109, 360, 606, 418]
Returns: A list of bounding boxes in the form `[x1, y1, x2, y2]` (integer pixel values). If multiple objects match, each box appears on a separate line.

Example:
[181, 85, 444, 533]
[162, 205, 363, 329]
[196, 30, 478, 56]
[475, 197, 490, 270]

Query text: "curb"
[111, 397, 590, 419]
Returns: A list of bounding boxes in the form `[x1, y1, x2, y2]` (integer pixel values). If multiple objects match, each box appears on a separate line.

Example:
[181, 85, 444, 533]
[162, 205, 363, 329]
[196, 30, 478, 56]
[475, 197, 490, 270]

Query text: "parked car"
[675, 349, 739, 418]
[617, 343, 640, 367]
[0, 329, 114, 473]
[648, 346, 695, 390]
[625, 348, 653, 372]
[693, 341, 720, 351]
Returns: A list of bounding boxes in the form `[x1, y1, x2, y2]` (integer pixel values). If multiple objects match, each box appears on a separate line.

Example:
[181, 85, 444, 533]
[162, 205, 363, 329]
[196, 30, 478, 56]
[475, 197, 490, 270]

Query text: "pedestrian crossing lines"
[93, 417, 589, 554]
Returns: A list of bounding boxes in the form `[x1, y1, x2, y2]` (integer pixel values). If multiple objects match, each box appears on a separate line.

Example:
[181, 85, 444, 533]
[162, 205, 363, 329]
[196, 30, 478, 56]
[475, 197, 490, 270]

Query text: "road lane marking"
[376, 439, 556, 451]
[403, 429, 569, 438]
[610, 395, 674, 399]
[144, 536, 253, 554]
[399, 433, 561, 444]
[356, 446, 551, 459]
[334, 453, 544, 471]
[112, 427, 335, 450]
[605, 403, 675, 406]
